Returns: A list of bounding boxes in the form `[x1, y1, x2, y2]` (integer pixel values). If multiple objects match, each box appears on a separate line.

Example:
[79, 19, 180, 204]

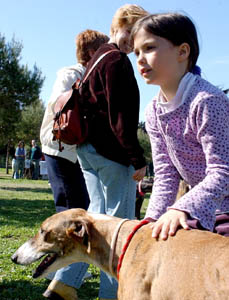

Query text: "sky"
[0, 0, 229, 121]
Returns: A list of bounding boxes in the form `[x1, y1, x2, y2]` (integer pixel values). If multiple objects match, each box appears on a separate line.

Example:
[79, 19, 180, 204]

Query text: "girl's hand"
[132, 166, 146, 182]
[151, 209, 189, 240]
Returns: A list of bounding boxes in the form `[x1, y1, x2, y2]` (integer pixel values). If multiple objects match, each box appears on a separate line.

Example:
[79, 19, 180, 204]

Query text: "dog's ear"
[66, 220, 91, 253]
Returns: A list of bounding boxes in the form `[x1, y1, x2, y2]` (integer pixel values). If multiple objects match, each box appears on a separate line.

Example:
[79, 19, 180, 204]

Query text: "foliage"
[0, 34, 44, 148]
[138, 121, 147, 133]
[16, 99, 45, 147]
[137, 126, 152, 164]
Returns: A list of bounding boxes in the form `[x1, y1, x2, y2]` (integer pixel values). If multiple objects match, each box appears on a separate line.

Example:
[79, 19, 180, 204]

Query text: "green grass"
[0, 168, 149, 300]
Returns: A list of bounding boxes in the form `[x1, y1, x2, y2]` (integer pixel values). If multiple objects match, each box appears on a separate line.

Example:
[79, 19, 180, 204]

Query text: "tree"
[138, 122, 154, 177]
[137, 126, 152, 164]
[138, 121, 147, 133]
[0, 34, 44, 172]
[16, 99, 45, 148]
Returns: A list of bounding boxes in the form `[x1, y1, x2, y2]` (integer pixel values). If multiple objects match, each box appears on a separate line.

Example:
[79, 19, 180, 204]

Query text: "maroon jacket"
[81, 43, 146, 170]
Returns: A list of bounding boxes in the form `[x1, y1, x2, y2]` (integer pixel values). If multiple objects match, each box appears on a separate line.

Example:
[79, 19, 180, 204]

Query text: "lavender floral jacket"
[145, 74, 229, 231]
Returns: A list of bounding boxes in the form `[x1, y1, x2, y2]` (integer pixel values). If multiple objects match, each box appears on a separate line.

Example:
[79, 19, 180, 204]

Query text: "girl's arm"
[168, 93, 229, 232]
[145, 101, 189, 240]
[144, 100, 181, 220]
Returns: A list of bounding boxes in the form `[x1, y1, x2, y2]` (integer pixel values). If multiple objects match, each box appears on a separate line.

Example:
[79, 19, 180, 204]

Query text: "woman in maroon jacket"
[77, 4, 147, 300]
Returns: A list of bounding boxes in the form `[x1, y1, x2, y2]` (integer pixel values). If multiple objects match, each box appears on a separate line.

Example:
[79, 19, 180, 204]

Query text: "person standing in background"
[40, 29, 109, 300]
[11, 154, 17, 179]
[14, 141, 26, 179]
[30, 140, 42, 180]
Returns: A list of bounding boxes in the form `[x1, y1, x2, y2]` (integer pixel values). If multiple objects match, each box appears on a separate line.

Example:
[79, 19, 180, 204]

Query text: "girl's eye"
[146, 45, 155, 51]
[134, 49, 139, 57]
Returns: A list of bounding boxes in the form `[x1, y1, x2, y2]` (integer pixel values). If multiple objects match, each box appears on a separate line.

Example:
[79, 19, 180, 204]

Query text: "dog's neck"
[88, 215, 138, 278]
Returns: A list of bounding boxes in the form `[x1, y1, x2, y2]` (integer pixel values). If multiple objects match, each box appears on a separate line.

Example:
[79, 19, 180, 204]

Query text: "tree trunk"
[5, 140, 10, 174]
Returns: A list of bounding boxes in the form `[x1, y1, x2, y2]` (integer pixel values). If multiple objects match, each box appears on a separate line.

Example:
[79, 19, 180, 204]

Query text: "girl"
[132, 13, 229, 240]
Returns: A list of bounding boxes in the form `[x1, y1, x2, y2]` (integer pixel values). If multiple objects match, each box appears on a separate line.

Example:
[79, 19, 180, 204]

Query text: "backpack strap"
[78, 49, 119, 88]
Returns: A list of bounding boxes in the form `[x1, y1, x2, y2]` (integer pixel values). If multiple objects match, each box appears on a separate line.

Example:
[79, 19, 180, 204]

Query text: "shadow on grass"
[0, 277, 100, 300]
[0, 199, 56, 227]
[0, 177, 14, 180]
[0, 186, 52, 194]
[0, 279, 49, 300]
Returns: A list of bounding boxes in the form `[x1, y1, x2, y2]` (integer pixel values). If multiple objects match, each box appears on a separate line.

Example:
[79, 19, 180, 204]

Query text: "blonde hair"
[110, 4, 148, 36]
[76, 29, 109, 66]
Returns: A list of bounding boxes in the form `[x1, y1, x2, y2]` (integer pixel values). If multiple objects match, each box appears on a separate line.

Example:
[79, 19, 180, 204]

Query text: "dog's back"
[119, 224, 229, 300]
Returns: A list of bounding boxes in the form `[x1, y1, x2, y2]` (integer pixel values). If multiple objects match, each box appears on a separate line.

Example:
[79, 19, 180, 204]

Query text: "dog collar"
[109, 218, 129, 275]
[117, 219, 150, 280]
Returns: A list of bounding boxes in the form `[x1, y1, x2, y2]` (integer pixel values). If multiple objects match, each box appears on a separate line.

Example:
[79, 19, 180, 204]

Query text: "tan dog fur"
[12, 208, 229, 300]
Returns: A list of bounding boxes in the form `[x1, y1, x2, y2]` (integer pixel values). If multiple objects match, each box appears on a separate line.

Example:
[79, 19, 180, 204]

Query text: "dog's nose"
[11, 253, 18, 264]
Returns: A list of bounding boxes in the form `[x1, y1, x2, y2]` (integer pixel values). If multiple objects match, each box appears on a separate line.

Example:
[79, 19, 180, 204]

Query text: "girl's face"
[113, 26, 132, 54]
[134, 27, 181, 88]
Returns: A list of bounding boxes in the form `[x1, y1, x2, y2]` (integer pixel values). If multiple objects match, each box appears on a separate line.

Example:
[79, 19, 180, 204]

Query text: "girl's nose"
[137, 53, 146, 65]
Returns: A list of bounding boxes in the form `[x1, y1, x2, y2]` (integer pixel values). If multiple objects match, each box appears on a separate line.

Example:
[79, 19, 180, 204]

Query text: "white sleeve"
[40, 66, 84, 147]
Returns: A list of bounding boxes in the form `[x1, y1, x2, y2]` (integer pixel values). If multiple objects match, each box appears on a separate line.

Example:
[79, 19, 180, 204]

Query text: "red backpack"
[52, 49, 118, 151]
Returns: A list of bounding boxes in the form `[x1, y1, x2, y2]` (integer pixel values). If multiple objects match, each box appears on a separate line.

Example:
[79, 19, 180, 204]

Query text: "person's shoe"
[43, 279, 78, 300]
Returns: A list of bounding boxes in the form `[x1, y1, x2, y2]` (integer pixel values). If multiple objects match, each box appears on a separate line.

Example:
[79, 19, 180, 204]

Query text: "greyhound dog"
[12, 208, 229, 300]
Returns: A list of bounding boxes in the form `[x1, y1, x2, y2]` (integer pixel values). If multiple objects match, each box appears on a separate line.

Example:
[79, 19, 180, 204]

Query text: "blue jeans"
[77, 144, 136, 219]
[31, 159, 40, 180]
[15, 159, 24, 179]
[49, 144, 136, 298]
[45, 154, 89, 211]
[78, 144, 136, 298]
[45, 154, 90, 292]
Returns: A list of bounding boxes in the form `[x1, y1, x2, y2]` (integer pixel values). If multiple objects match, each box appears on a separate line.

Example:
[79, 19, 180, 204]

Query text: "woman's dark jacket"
[81, 43, 146, 170]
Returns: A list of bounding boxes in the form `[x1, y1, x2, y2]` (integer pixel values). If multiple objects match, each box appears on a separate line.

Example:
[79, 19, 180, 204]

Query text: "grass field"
[0, 168, 149, 300]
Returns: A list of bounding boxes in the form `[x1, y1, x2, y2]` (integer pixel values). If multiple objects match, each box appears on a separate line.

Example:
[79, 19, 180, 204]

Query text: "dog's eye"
[75, 224, 82, 232]
[44, 231, 53, 243]
[40, 229, 44, 234]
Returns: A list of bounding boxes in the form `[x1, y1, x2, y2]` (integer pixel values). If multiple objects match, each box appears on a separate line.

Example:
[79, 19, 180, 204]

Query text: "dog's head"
[11, 208, 92, 278]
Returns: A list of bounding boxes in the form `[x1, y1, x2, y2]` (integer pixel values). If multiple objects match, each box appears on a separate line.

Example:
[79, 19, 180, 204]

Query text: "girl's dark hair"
[131, 13, 199, 72]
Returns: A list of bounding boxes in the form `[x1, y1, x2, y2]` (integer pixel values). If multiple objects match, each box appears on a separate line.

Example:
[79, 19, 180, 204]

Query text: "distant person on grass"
[30, 140, 42, 180]
[11, 154, 17, 179]
[14, 141, 26, 179]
